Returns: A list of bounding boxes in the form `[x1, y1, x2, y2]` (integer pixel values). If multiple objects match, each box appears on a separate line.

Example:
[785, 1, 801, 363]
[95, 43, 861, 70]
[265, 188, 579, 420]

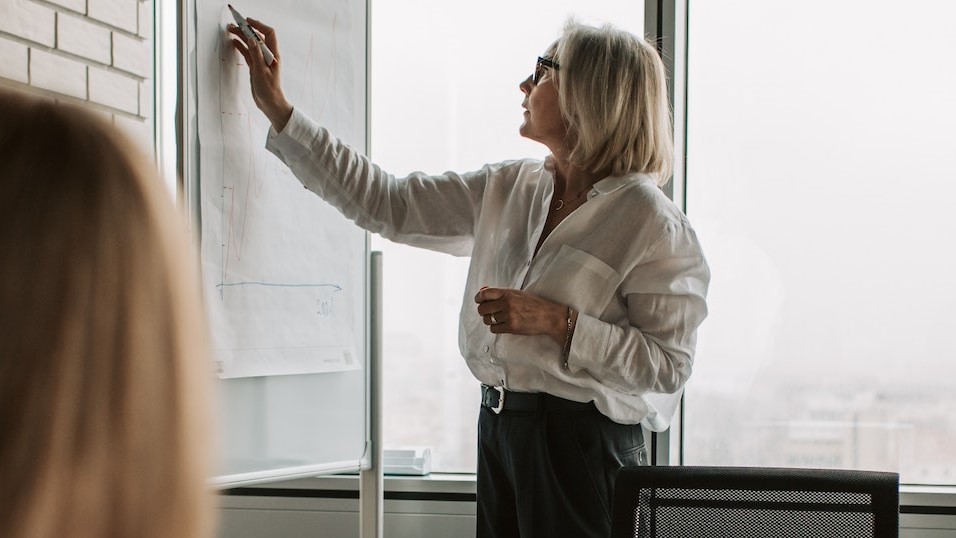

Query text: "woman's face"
[519, 57, 565, 149]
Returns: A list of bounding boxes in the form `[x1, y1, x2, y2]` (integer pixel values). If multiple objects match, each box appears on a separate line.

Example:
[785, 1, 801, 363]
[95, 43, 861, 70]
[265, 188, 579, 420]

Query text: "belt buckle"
[492, 385, 506, 414]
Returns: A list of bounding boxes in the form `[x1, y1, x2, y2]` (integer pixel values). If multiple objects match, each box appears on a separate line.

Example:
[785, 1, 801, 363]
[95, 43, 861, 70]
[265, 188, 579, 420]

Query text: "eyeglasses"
[532, 56, 560, 85]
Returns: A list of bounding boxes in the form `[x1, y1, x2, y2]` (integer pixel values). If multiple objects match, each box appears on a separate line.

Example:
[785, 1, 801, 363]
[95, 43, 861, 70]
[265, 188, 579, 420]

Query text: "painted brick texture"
[45, 0, 87, 13]
[0, 0, 154, 149]
[0, 0, 55, 47]
[30, 48, 87, 98]
[113, 30, 151, 78]
[0, 38, 29, 84]
[89, 65, 139, 113]
[58, 12, 113, 64]
[88, 0, 138, 34]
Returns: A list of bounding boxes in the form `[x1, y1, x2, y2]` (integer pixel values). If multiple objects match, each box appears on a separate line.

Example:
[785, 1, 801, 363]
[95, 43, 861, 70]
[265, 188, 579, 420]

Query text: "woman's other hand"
[475, 287, 568, 344]
[226, 18, 294, 132]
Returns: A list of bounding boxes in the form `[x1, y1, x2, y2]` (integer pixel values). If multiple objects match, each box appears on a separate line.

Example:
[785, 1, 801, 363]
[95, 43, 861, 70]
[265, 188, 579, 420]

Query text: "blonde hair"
[0, 91, 214, 538]
[552, 21, 674, 184]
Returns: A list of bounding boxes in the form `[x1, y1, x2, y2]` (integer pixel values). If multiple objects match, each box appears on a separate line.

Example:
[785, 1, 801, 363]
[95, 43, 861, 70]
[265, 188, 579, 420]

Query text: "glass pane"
[371, 1, 644, 473]
[684, 0, 956, 485]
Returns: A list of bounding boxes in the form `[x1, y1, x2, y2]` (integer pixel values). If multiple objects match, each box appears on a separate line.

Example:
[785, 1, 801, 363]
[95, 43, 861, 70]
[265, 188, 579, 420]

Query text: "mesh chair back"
[610, 466, 899, 538]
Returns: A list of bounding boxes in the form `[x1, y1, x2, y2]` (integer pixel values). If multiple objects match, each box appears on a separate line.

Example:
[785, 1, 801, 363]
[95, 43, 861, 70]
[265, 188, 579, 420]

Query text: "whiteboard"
[181, 0, 370, 487]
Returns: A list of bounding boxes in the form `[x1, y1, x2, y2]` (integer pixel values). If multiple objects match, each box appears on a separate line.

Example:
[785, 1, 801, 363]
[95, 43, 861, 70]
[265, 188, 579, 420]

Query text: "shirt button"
[482, 345, 490, 353]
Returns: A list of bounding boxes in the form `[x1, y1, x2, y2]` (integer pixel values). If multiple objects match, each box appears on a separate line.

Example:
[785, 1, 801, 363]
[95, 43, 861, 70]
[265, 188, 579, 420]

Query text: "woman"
[230, 19, 709, 538]
[0, 91, 215, 538]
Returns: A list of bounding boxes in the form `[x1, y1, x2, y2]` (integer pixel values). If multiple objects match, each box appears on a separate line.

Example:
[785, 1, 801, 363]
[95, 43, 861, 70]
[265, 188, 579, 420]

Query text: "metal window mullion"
[644, 0, 689, 467]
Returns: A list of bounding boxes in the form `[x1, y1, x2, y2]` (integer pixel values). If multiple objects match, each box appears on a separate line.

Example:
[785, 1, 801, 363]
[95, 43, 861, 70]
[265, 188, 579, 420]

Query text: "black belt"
[480, 384, 595, 414]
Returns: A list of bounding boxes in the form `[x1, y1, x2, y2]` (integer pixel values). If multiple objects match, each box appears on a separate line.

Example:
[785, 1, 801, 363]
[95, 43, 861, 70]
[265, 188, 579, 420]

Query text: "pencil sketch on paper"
[196, 0, 363, 379]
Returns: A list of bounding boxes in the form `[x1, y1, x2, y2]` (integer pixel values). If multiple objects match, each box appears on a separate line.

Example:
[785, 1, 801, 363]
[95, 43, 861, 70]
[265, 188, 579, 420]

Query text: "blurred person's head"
[0, 90, 214, 538]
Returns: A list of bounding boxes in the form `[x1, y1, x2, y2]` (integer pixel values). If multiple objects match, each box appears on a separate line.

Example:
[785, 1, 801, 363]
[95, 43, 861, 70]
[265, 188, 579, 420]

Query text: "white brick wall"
[58, 12, 112, 64]
[137, 0, 152, 38]
[89, 65, 138, 113]
[113, 31, 150, 78]
[0, 39, 29, 84]
[0, 0, 155, 155]
[0, 0, 55, 47]
[88, 0, 138, 34]
[45, 0, 87, 13]
[30, 48, 87, 98]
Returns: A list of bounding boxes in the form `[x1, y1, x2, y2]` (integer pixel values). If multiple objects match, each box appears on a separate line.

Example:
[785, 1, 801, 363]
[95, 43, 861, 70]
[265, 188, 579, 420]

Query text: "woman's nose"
[519, 76, 532, 94]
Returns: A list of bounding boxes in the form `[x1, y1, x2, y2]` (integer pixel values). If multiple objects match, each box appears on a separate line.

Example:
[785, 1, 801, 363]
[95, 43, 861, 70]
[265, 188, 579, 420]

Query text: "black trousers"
[476, 392, 647, 538]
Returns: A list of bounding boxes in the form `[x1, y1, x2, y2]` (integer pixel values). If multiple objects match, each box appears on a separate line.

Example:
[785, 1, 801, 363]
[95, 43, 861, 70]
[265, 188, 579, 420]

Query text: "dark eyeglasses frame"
[533, 56, 560, 85]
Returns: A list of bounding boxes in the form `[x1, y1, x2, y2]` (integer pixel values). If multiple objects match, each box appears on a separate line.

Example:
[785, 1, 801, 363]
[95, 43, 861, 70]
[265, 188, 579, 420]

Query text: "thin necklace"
[553, 188, 590, 212]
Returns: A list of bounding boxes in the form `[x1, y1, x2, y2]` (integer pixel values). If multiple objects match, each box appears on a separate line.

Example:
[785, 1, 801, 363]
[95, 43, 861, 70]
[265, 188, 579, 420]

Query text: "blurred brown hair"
[0, 90, 214, 538]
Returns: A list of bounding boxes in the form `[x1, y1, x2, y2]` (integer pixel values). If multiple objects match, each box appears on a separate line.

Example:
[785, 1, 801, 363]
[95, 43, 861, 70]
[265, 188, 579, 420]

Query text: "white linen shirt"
[266, 109, 710, 430]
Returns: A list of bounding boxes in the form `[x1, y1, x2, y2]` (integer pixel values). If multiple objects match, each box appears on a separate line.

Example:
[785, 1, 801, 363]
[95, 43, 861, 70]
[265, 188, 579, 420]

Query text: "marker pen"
[228, 4, 275, 66]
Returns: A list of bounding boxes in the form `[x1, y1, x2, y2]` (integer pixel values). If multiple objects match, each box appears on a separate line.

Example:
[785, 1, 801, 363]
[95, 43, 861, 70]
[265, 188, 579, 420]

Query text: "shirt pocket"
[529, 244, 620, 315]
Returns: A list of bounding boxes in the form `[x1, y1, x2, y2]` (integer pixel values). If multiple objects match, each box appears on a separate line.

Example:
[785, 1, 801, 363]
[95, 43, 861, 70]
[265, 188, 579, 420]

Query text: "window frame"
[155, 0, 179, 197]
[644, 0, 689, 467]
[673, 0, 956, 496]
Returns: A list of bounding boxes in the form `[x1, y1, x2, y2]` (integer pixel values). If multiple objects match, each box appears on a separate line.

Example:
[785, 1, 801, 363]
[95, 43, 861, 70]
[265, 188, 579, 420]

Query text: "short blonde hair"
[0, 91, 214, 538]
[552, 21, 674, 184]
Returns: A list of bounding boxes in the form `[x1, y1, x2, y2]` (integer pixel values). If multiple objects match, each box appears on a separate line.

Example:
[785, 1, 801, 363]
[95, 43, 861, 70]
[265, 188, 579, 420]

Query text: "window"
[683, 0, 956, 484]
[370, 1, 644, 472]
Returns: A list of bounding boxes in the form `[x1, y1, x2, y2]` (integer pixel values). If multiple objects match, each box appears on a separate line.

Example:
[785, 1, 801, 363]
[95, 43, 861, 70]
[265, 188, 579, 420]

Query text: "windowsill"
[229, 473, 956, 507]
[224, 473, 476, 496]
[900, 484, 956, 509]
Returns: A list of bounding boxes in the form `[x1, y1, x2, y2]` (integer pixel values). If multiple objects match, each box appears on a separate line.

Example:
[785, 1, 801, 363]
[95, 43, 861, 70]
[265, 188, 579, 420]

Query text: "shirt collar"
[591, 172, 658, 195]
[543, 155, 660, 195]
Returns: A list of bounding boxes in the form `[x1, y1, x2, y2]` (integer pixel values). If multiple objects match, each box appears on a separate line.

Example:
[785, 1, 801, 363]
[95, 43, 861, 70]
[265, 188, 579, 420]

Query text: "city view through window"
[682, 0, 956, 484]
[370, 0, 956, 484]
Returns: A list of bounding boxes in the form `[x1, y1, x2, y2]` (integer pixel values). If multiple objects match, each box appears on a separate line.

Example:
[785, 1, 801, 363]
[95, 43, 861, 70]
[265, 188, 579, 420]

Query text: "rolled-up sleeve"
[566, 221, 710, 396]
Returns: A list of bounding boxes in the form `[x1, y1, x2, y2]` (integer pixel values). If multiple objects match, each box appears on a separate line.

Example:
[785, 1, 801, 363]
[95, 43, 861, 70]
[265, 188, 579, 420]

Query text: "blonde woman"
[231, 19, 709, 538]
[0, 91, 215, 538]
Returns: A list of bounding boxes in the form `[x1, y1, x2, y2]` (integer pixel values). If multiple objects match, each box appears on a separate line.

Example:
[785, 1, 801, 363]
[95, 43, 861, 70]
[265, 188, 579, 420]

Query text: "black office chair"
[610, 466, 899, 538]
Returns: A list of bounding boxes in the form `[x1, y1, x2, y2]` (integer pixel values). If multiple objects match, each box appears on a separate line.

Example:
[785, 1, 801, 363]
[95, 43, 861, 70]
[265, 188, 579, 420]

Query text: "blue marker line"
[217, 281, 343, 291]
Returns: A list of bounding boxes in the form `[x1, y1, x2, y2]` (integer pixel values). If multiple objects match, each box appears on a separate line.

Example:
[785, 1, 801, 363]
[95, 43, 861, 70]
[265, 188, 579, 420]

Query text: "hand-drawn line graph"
[212, 5, 350, 302]
[216, 32, 263, 292]
[197, 0, 360, 378]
